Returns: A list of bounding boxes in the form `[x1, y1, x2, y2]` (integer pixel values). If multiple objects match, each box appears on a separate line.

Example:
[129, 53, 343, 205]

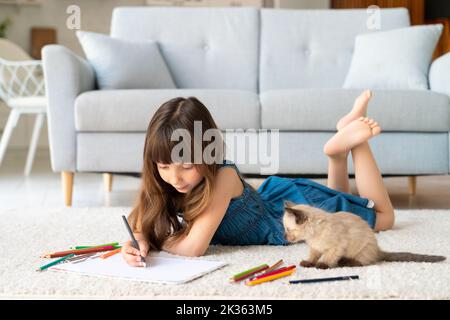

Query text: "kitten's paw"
[300, 260, 315, 268]
[315, 263, 330, 269]
[338, 257, 363, 267]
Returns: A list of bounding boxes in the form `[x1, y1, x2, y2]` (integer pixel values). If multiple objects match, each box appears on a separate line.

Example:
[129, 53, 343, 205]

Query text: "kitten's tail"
[380, 251, 446, 263]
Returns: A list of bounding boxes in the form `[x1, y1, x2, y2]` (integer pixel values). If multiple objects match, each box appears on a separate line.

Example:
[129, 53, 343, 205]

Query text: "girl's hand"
[121, 239, 149, 267]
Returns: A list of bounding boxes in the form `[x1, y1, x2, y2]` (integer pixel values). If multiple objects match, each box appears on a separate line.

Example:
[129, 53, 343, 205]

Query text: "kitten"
[282, 201, 446, 269]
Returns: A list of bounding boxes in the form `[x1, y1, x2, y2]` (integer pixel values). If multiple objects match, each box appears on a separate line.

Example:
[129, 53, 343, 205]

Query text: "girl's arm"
[162, 167, 241, 257]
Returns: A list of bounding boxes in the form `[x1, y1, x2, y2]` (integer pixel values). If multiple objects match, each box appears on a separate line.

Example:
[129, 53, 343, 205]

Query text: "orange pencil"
[100, 247, 122, 259]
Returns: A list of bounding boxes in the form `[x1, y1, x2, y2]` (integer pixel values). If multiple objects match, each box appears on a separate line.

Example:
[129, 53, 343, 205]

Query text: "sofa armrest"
[42, 45, 95, 172]
[429, 52, 450, 98]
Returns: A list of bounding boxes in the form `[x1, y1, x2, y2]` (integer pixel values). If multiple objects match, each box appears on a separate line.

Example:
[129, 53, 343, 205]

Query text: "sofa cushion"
[343, 25, 443, 90]
[259, 8, 410, 91]
[75, 89, 260, 132]
[260, 89, 450, 132]
[76, 31, 176, 90]
[430, 52, 450, 98]
[110, 7, 259, 92]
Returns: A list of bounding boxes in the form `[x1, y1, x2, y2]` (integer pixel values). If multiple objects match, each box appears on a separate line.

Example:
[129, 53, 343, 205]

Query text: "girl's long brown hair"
[128, 97, 225, 251]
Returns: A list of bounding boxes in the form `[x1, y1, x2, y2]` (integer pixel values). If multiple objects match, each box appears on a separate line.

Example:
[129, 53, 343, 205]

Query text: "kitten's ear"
[284, 205, 308, 225]
[284, 200, 299, 217]
[284, 206, 297, 216]
[283, 200, 297, 208]
[294, 209, 308, 225]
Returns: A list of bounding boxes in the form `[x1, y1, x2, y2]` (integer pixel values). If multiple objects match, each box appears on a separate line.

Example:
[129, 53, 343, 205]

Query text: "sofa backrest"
[259, 8, 411, 92]
[111, 7, 259, 92]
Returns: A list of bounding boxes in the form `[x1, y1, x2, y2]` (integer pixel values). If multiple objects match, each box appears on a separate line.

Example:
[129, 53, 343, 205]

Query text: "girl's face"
[156, 162, 204, 193]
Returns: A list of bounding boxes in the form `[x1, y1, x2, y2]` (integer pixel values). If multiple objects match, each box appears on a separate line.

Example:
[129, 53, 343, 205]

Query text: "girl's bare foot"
[336, 90, 372, 131]
[324, 117, 381, 157]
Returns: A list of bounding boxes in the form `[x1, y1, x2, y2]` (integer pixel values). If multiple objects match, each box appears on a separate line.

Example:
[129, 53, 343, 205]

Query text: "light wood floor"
[1, 149, 449, 210]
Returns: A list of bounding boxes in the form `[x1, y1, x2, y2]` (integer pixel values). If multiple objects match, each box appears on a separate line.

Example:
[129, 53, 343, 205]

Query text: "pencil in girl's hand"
[122, 215, 147, 267]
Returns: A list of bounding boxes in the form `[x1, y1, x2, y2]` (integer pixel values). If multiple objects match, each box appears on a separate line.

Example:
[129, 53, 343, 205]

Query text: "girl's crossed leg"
[324, 91, 395, 231]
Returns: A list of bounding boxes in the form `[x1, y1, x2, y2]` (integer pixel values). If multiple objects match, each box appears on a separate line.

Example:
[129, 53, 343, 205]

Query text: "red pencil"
[248, 265, 297, 282]
[42, 246, 116, 258]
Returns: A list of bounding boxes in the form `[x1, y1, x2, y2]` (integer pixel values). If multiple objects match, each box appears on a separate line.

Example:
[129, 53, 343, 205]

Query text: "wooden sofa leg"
[408, 176, 417, 196]
[103, 173, 113, 192]
[62, 171, 74, 206]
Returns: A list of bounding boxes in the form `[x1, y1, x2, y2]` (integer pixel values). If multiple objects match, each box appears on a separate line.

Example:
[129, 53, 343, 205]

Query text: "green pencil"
[71, 242, 119, 250]
[36, 253, 75, 272]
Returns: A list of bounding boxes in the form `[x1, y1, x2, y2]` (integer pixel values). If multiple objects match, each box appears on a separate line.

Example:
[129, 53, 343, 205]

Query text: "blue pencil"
[289, 275, 359, 284]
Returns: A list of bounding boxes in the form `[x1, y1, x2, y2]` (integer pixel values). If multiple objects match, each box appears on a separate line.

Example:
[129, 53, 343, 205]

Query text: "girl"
[122, 91, 395, 267]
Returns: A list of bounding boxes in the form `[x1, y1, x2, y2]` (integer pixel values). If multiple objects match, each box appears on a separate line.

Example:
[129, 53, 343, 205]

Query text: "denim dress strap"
[210, 160, 289, 246]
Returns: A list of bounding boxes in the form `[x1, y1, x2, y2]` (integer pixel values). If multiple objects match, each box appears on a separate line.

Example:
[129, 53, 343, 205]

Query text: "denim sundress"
[210, 160, 376, 246]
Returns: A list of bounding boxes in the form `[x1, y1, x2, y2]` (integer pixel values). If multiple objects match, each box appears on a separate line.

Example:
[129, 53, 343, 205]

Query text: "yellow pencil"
[245, 268, 296, 286]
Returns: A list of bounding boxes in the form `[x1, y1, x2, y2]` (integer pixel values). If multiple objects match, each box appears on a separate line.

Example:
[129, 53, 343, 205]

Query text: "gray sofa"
[42, 7, 450, 206]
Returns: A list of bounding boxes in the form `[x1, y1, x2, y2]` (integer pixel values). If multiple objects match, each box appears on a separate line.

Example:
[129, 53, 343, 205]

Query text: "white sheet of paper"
[49, 252, 227, 284]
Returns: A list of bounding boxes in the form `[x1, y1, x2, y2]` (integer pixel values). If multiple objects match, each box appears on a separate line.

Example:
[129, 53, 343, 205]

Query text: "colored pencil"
[266, 259, 284, 273]
[100, 247, 122, 259]
[289, 275, 359, 284]
[249, 265, 296, 282]
[249, 259, 284, 279]
[76, 252, 103, 262]
[42, 245, 116, 258]
[231, 264, 269, 280]
[36, 254, 75, 271]
[122, 215, 146, 267]
[71, 242, 119, 250]
[246, 268, 296, 286]
[65, 252, 97, 262]
[230, 264, 269, 282]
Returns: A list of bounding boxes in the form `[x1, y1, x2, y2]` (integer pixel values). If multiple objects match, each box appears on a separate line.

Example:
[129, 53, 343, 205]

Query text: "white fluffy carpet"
[0, 207, 449, 299]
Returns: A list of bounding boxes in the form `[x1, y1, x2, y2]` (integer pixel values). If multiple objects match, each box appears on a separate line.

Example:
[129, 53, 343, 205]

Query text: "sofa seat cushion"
[75, 89, 260, 131]
[260, 89, 450, 132]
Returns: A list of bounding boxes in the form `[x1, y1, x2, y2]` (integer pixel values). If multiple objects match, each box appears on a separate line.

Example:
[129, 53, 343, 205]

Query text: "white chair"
[0, 39, 47, 175]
